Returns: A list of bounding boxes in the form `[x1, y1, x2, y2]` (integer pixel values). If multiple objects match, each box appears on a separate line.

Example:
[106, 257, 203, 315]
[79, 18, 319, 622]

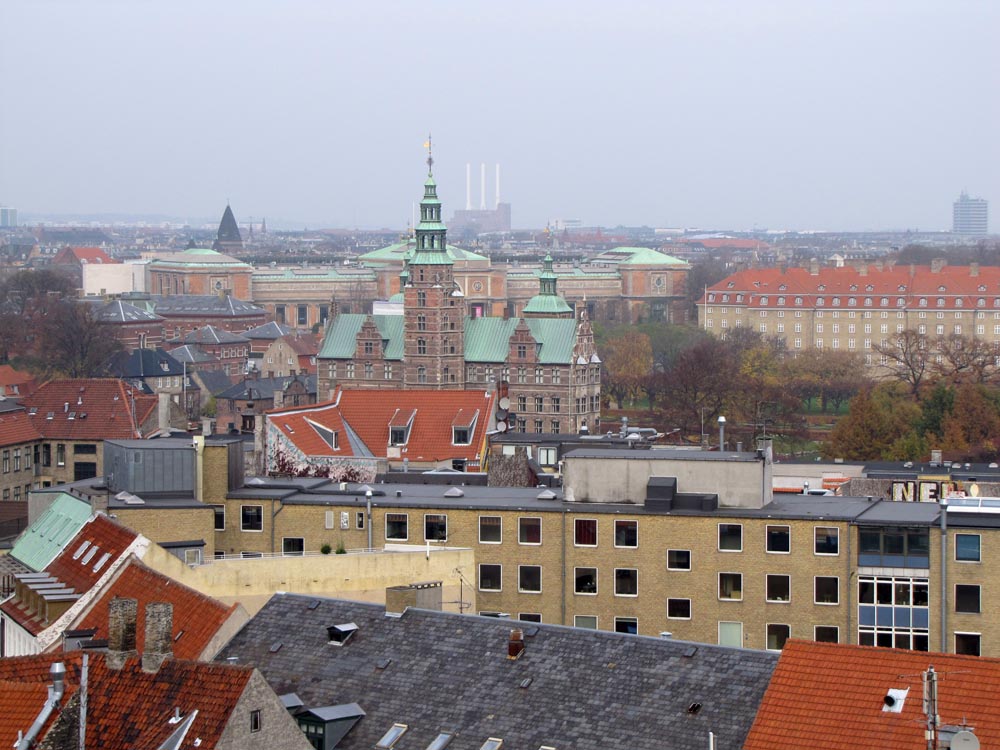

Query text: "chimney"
[157, 391, 171, 432]
[507, 628, 525, 660]
[142, 601, 174, 672]
[970, 262, 980, 277]
[273, 389, 284, 410]
[808, 258, 820, 276]
[875, 259, 884, 272]
[106, 597, 139, 669]
[931, 257, 946, 273]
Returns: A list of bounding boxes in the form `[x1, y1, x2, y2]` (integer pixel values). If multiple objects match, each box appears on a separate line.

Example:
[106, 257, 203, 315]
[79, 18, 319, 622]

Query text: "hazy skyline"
[1, 1, 997, 232]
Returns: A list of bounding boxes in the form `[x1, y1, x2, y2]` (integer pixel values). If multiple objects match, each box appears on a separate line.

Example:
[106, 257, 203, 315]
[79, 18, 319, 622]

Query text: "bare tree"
[873, 331, 931, 396]
[934, 334, 999, 385]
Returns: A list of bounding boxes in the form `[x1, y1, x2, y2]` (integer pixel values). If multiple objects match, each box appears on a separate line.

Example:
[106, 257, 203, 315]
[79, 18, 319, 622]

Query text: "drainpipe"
[270, 498, 285, 555]
[940, 498, 948, 653]
[79, 654, 88, 750]
[366, 490, 373, 551]
[560, 506, 568, 626]
[846, 523, 853, 644]
[18, 662, 66, 749]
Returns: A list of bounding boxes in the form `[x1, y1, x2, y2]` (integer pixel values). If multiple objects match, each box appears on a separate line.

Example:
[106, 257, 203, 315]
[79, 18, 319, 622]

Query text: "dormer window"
[306, 419, 339, 450]
[881, 298, 889, 306]
[919, 298, 927, 307]
[390, 427, 407, 445]
[817, 284, 826, 292]
[364, 341, 374, 355]
[453, 427, 470, 445]
[452, 409, 479, 446]
[849, 284, 858, 291]
[937, 298, 945, 307]
[760, 296, 768, 305]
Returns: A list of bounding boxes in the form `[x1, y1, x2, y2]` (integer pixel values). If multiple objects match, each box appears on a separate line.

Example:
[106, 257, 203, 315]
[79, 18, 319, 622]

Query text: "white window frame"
[765, 524, 791, 554]
[424, 513, 448, 543]
[574, 518, 598, 547]
[478, 563, 502, 592]
[766, 623, 791, 651]
[518, 564, 542, 594]
[613, 519, 639, 549]
[240, 504, 264, 533]
[954, 631, 982, 656]
[478, 515, 503, 544]
[282, 537, 305, 557]
[955, 533, 981, 563]
[718, 523, 743, 552]
[814, 526, 840, 556]
[814, 625, 839, 643]
[614, 617, 638, 634]
[574, 566, 598, 595]
[814, 575, 840, 605]
[518, 516, 542, 545]
[765, 573, 791, 603]
[614, 568, 639, 597]
[385, 512, 409, 542]
[719, 572, 743, 601]
[667, 598, 692, 620]
[574, 615, 598, 629]
[718, 620, 743, 647]
[667, 549, 691, 571]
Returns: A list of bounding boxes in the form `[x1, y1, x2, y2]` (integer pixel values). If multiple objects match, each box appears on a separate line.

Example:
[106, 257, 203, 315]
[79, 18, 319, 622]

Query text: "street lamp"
[717, 415, 726, 451]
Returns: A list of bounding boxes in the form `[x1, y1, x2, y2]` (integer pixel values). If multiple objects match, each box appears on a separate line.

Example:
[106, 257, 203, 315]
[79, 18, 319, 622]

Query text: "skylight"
[375, 723, 408, 748]
[481, 739, 504, 750]
[426, 732, 455, 750]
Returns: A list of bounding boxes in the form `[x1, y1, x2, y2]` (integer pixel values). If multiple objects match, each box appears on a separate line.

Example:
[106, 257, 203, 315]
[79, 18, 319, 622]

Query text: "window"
[718, 621, 743, 647]
[417, 338, 427, 355]
[814, 527, 839, 555]
[537, 447, 556, 465]
[479, 564, 502, 591]
[668, 598, 691, 619]
[574, 518, 597, 546]
[250, 709, 261, 733]
[575, 567, 598, 594]
[815, 576, 839, 605]
[518, 517, 541, 545]
[282, 537, 304, 556]
[718, 523, 742, 551]
[766, 574, 790, 602]
[814, 626, 839, 643]
[356, 511, 365, 529]
[766, 525, 790, 553]
[385, 513, 408, 541]
[12, 448, 20, 471]
[479, 516, 502, 543]
[534, 396, 543, 412]
[955, 533, 981, 562]
[614, 520, 638, 548]
[858, 527, 929, 568]
[766, 624, 790, 651]
[551, 397, 561, 413]
[518, 565, 542, 593]
[376, 723, 408, 749]
[614, 568, 638, 596]
[719, 573, 742, 600]
[241, 505, 263, 532]
[426, 733, 454, 750]
[424, 514, 447, 542]
[211, 505, 225, 531]
[858, 575, 929, 651]
[667, 549, 691, 571]
[390, 426, 407, 445]
[574, 615, 597, 629]
[518, 613, 542, 623]
[955, 633, 981, 656]
[2, 450, 8, 473]
[56, 444, 66, 467]
[453, 427, 471, 445]
[956, 584, 981, 614]
[614, 617, 638, 635]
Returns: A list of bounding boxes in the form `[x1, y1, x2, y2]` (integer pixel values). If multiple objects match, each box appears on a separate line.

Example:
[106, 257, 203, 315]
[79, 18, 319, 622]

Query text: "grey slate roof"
[244, 321, 294, 340]
[217, 374, 317, 400]
[168, 345, 217, 365]
[170, 325, 250, 345]
[108, 348, 184, 378]
[92, 299, 164, 323]
[149, 294, 264, 317]
[217, 594, 777, 750]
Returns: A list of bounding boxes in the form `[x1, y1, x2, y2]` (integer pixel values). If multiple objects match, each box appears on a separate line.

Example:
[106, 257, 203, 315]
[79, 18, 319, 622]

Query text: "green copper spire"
[523, 254, 572, 316]
[412, 134, 451, 265]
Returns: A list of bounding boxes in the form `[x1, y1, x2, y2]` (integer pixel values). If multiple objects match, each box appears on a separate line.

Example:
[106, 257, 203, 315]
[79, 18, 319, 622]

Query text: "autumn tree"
[37, 300, 123, 378]
[823, 383, 922, 460]
[937, 384, 1000, 461]
[783, 349, 871, 412]
[0, 269, 77, 364]
[655, 337, 741, 439]
[601, 330, 653, 407]
[873, 331, 931, 396]
[934, 334, 999, 385]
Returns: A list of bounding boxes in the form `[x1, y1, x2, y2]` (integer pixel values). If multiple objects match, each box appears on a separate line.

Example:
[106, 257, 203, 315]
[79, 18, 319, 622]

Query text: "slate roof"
[0, 653, 255, 750]
[744, 639, 1000, 750]
[92, 299, 164, 323]
[218, 374, 317, 401]
[191, 368, 236, 396]
[168, 344, 218, 365]
[23, 379, 157, 440]
[8, 494, 92, 572]
[0, 409, 41, 446]
[318, 315, 579, 364]
[65, 557, 240, 660]
[219, 595, 777, 750]
[244, 321, 294, 340]
[170, 325, 250, 345]
[108, 347, 185, 378]
[149, 294, 263, 317]
[268, 388, 494, 464]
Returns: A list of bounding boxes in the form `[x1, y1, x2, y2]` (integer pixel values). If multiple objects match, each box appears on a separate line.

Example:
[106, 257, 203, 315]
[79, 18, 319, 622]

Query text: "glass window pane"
[718, 621, 742, 647]
[766, 526, 790, 553]
[956, 534, 981, 562]
[719, 524, 742, 551]
[614, 520, 638, 547]
[479, 516, 502, 543]
[519, 517, 541, 544]
[668, 550, 691, 570]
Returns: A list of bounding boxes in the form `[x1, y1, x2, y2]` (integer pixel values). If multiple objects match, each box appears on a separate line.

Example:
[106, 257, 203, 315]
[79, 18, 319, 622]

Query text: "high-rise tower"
[403, 138, 466, 389]
[953, 191, 989, 235]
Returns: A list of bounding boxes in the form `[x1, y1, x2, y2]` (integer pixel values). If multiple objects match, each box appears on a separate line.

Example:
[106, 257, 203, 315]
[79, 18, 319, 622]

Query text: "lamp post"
[717, 415, 726, 451]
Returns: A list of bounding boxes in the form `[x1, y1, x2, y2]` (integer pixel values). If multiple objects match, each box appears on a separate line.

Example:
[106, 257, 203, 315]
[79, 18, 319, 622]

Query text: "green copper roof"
[184, 247, 224, 255]
[318, 314, 404, 360]
[464, 317, 578, 364]
[10, 493, 93, 572]
[359, 241, 488, 264]
[523, 293, 573, 315]
[388, 292, 405, 304]
[251, 268, 375, 281]
[409, 251, 454, 265]
[596, 246, 688, 265]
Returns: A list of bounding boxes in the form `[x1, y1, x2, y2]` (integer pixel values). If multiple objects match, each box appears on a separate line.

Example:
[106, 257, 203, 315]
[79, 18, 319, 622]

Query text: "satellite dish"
[496, 421, 507, 432]
[499, 396, 511, 410]
[952, 731, 980, 750]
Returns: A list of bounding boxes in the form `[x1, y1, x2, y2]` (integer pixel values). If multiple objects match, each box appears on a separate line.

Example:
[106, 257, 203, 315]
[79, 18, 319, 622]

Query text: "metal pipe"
[79, 654, 88, 750]
[18, 662, 65, 749]
[466, 163, 472, 210]
[940, 499, 948, 652]
[366, 490, 373, 551]
[495, 163, 501, 208]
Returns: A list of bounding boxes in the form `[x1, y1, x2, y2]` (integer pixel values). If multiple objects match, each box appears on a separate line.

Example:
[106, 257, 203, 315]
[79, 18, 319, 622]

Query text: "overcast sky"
[1, 1, 997, 231]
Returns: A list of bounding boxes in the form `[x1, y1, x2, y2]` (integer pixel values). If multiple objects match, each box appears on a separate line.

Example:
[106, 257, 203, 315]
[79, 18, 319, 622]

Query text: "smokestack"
[480, 163, 486, 210]
[495, 164, 500, 208]
[466, 163, 471, 210]
[107, 597, 138, 669]
[142, 602, 174, 673]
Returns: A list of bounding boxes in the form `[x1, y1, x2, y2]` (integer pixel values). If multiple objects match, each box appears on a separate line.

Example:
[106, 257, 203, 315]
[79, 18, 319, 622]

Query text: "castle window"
[417, 366, 427, 384]
[364, 341, 374, 355]
[535, 367, 544, 384]
[364, 362, 373, 379]
[417, 315, 426, 331]
[417, 339, 427, 355]
[417, 290, 426, 306]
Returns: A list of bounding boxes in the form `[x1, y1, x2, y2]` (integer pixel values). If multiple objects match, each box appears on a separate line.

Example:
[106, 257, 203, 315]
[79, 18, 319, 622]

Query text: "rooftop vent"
[444, 487, 464, 498]
[327, 622, 359, 646]
[536, 489, 557, 500]
[307, 600, 320, 610]
[882, 687, 909, 713]
[686, 702, 702, 715]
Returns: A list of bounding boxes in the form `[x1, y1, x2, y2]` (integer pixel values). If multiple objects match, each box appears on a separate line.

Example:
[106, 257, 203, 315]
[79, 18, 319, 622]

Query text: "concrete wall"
[563, 452, 772, 508]
[83, 262, 145, 295]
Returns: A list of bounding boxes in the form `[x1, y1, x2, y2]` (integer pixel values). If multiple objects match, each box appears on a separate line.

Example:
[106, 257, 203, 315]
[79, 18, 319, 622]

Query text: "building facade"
[953, 191, 989, 235]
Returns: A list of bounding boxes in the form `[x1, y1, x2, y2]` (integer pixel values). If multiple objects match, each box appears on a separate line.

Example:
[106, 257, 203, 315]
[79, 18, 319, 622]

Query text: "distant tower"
[522, 254, 574, 318]
[260, 217, 267, 235]
[403, 137, 466, 389]
[953, 191, 989, 234]
[213, 204, 244, 254]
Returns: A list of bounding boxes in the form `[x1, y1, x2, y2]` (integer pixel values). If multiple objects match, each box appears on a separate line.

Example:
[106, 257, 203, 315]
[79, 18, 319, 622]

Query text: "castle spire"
[412, 136, 449, 264]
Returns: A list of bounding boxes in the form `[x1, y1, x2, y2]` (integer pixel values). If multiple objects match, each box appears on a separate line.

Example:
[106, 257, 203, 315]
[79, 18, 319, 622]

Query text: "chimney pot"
[508, 628, 525, 659]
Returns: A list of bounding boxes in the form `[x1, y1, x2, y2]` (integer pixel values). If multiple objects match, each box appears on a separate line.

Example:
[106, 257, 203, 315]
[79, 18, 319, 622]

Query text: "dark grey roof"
[217, 374, 316, 401]
[150, 294, 263, 317]
[217, 595, 777, 750]
[93, 299, 164, 323]
[108, 348, 184, 378]
[171, 325, 250, 345]
[562, 447, 763, 463]
[853, 499, 942, 526]
[168, 345, 217, 364]
[192, 368, 236, 396]
[244, 321, 294, 339]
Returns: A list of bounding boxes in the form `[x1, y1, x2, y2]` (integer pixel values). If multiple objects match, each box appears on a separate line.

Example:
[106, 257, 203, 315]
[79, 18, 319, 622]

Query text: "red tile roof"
[52, 246, 116, 265]
[0, 364, 37, 395]
[0, 410, 42, 447]
[744, 639, 1000, 750]
[268, 388, 495, 466]
[23, 379, 157, 440]
[68, 558, 238, 660]
[0, 653, 253, 750]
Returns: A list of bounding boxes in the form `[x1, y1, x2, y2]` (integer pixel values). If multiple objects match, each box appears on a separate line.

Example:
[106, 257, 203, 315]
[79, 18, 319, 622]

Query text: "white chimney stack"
[466, 163, 471, 210]
[495, 163, 501, 208]
[480, 162, 486, 210]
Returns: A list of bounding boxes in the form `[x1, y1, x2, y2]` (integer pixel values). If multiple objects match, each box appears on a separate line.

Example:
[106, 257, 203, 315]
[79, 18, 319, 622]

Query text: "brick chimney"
[931, 257, 946, 273]
[142, 601, 174, 672]
[507, 628, 525, 660]
[971, 262, 980, 278]
[106, 597, 138, 669]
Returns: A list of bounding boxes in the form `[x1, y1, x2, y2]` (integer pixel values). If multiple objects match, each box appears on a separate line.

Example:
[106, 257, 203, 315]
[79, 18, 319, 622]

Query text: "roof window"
[327, 622, 358, 646]
[481, 739, 504, 750]
[427, 733, 455, 750]
[73, 541, 91, 560]
[93, 552, 111, 573]
[375, 723, 408, 749]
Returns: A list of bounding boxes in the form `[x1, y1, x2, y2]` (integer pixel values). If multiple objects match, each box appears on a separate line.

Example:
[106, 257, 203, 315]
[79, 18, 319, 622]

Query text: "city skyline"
[1, 1, 997, 232]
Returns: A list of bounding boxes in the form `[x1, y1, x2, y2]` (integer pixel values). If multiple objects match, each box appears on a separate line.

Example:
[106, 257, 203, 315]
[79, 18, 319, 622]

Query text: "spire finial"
[424, 133, 433, 175]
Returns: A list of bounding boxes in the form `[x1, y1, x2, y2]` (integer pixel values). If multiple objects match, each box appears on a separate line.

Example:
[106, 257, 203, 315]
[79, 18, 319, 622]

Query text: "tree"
[655, 337, 741, 439]
[601, 330, 653, 407]
[0, 269, 78, 364]
[782, 349, 870, 413]
[824, 383, 921, 460]
[38, 300, 123, 378]
[938, 384, 1000, 461]
[873, 331, 931, 396]
[934, 334, 999, 385]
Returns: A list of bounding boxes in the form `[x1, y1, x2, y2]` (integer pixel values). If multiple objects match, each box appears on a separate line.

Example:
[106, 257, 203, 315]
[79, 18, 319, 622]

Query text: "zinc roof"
[9, 494, 92, 572]
[464, 317, 578, 363]
[318, 315, 404, 360]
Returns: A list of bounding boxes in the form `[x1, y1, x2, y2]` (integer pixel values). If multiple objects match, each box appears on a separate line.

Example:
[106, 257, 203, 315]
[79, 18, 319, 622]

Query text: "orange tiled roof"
[0, 410, 42, 447]
[23, 379, 156, 440]
[0, 653, 253, 750]
[744, 639, 1000, 750]
[269, 388, 495, 464]
[52, 246, 116, 264]
[69, 558, 237, 660]
[0, 364, 36, 392]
